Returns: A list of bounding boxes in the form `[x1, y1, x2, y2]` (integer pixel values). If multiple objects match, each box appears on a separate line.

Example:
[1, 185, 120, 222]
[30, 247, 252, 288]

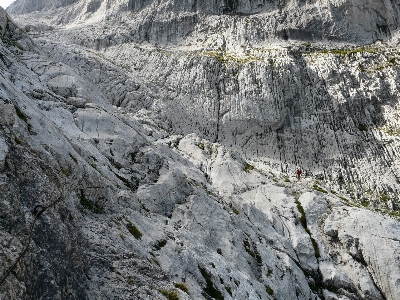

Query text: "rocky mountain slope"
[1, 0, 400, 299]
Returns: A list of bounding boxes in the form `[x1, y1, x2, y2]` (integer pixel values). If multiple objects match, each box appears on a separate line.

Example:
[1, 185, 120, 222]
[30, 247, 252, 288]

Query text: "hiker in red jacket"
[296, 168, 302, 181]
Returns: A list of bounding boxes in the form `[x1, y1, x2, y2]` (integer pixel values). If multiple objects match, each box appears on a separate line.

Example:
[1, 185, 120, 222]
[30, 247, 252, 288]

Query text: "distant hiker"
[296, 168, 302, 181]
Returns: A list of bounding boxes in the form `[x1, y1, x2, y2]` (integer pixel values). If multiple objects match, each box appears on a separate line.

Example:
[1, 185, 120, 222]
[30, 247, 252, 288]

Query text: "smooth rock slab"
[47, 75, 77, 98]
[324, 208, 400, 300]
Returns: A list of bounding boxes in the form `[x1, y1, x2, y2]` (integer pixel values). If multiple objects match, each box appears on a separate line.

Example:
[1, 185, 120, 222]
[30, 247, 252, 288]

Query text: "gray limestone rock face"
[0, 103, 14, 126]
[7, 0, 79, 15]
[47, 75, 78, 98]
[0, 136, 8, 171]
[6, 0, 400, 44]
[0, 102, 13, 172]
[1, 2, 400, 300]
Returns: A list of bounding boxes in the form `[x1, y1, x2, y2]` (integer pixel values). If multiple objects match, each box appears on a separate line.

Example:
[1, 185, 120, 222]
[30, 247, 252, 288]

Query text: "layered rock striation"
[7, 0, 400, 44]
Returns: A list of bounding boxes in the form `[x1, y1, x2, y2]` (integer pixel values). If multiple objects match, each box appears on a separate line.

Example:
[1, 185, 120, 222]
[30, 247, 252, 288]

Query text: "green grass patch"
[309, 236, 320, 259]
[79, 189, 103, 214]
[110, 160, 122, 170]
[243, 240, 255, 257]
[69, 153, 78, 163]
[380, 193, 390, 202]
[295, 200, 307, 229]
[243, 163, 255, 173]
[158, 289, 179, 300]
[130, 151, 138, 162]
[199, 266, 224, 300]
[374, 64, 386, 71]
[295, 200, 320, 259]
[374, 56, 397, 71]
[15, 106, 29, 122]
[157, 49, 173, 57]
[127, 276, 135, 285]
[115, 173, 135, 189]
[201, 182, 213, 195]
[201, 50, 263, 65]
[265, 286, 274, 296]
[358, 124, 368, 131]
[361, 199, 368, 207]
[243, 240, 263, 264]
[255, 252, 263, 264]
[154, 239, 167, 250]
[317, 46, 380, 56]
[388, 211, 400, 218]
[126, 222, 142, 239]
[225, 285, 232, 296]
[141, 204, 150, 212]
[383, 125, 400, 136]
[313, 184, 328, 194]
[150, 258, 160, 266]
[174, 283, 188, 294]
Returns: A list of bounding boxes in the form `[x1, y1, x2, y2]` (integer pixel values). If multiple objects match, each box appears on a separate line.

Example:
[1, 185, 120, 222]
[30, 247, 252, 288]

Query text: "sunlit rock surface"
[1, 1, 400, 299]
